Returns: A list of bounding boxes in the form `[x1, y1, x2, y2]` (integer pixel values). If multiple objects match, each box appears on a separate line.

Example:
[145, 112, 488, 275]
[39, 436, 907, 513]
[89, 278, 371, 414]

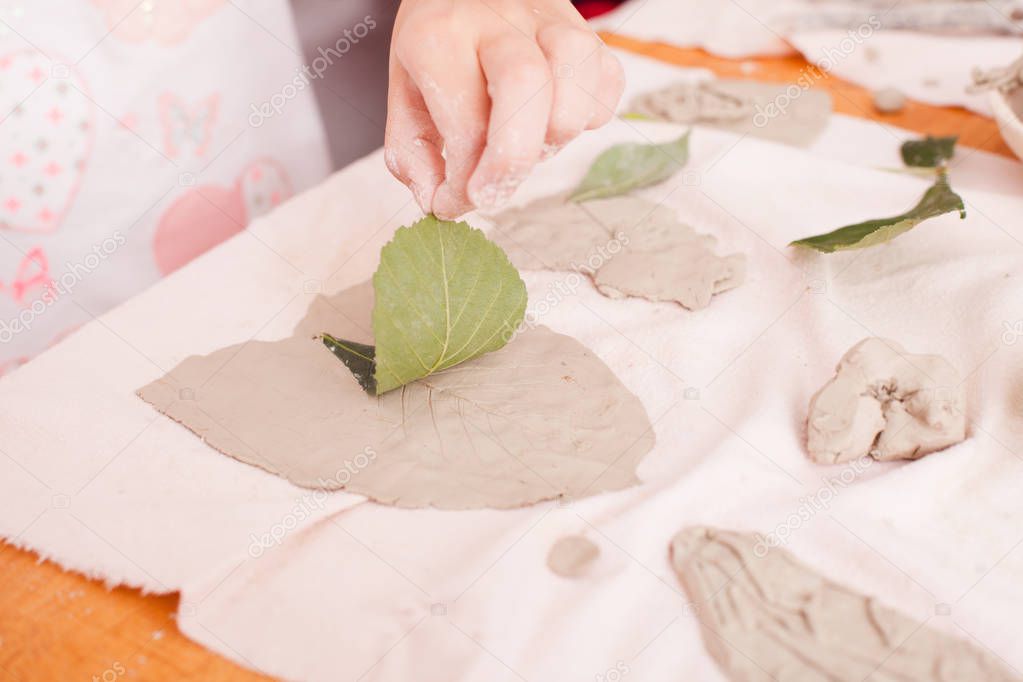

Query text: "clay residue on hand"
[806, 338, 966, 465]
[546, 536, 600, 578]
[670, 527, 1019, 682]
[490, 194, 744, 311]
[137, 283, 655, 510]
[629, 80, 832, 148]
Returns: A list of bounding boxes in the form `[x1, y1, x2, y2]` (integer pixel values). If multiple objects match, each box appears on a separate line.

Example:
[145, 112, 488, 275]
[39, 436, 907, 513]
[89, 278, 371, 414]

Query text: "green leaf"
[324, 216, 527, 395]
[321, 334, 376, 393]
[900, 135, 957, 167]
[790, 174, 966, 253]
[569, 131, 691, 202]
[875, 166, 943, 179]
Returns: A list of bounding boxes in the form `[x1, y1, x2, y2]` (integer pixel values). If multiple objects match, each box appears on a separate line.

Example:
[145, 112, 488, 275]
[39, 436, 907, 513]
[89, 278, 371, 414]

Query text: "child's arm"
[384, 0, 625, 218]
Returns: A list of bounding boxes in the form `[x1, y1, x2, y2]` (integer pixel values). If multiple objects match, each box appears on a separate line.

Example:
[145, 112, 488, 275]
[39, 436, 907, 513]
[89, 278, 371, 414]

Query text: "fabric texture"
[2, 50, 1023, 681]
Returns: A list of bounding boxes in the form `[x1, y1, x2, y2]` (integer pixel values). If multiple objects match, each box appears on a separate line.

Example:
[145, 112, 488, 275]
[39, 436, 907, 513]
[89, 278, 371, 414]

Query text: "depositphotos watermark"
[753, 15, 881, 128]
[752, 455, 873, 557]
[0, 232, 127, 344]
[1002, 320, 1023, 345]
[249, 15, 378, 127]
[247, 447, 377, 558]
[501, 231, 630, 343]
[91, 661, 125, 682]
[595, 661, 630, 682]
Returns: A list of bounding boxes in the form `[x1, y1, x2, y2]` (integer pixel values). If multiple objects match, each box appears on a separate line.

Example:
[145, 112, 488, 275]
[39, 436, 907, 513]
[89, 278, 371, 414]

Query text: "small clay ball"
[873, 87, 907, 114]
[547, 536, 599, 578]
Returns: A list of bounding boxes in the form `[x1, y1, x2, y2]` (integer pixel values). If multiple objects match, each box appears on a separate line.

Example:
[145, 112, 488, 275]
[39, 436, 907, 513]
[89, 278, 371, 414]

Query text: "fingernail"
[409, 181, 434, 214]
[433, 183, 472, 220]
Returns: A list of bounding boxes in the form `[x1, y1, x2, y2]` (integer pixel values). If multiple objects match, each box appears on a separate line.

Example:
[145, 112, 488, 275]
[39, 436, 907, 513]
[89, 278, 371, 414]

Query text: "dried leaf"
[326, 216, 527, 395]
[569, 131, 691, 202]
[900, 134, 957, 167]
[321, 334, 376, 394]
[790, 174, 965, 253]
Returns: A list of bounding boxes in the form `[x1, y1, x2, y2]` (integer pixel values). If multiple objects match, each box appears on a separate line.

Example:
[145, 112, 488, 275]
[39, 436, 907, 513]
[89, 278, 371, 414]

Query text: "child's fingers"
[536, 23, 603, 149]
[585, 48, 626, 129]
[386, 0, 623, 216]
[384, 60, 445, 214]
[395, 24, 489, 220]
[467, 35, 553, 211]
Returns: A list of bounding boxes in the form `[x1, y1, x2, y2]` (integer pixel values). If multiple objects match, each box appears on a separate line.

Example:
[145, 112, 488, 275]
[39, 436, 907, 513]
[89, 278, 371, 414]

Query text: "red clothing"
[573, 0, 623, 19]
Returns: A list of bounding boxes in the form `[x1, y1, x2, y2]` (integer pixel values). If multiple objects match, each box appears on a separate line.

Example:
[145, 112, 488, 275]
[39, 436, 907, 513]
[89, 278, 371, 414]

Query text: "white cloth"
[3, 50, 1023, 681]
[591, 0, 791, 58]
[790, 31, 1022, 117]
[594, 0, 1023, 116]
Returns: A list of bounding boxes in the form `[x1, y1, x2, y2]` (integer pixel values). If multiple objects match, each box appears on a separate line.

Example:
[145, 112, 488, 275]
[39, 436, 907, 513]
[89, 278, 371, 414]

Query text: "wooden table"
[0, 35, 1015, 682]
[604, 35, 1014, 158]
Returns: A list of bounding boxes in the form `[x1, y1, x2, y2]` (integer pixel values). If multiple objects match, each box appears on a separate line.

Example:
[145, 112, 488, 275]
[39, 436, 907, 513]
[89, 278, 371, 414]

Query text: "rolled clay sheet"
[138, 283, 656, 510]
[489, 194, 745, 311]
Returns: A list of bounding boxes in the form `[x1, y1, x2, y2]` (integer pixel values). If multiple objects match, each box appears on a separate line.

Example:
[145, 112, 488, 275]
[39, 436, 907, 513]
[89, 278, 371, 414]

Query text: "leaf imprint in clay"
[628, 80, 832, 148]
[490, 194, 744, 310]
[806, 338, 966, 465]
[137, 283, 655, 510]
[591, 214, 746, 311]
[325, 216, 527, 395]
[670, 527, 1019, 681]
[569, 131, 691, 202]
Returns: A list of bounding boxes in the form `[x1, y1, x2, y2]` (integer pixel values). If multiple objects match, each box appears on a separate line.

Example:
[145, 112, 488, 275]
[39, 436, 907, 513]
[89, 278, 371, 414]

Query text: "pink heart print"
[90, 0, 229, 46]
[153, 158, 293, 275]
[0, 51, 94, 234]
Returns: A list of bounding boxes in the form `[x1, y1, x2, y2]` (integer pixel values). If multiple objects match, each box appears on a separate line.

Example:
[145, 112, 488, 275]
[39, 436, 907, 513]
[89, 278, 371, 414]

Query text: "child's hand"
[385, 0, 625, 219]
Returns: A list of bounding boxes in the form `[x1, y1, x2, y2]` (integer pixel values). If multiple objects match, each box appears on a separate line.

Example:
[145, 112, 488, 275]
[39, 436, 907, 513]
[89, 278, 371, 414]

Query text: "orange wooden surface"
[0, 540, 270, 681]
[0, 35, 1015, 682]
[602, 34, 1014, 159]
